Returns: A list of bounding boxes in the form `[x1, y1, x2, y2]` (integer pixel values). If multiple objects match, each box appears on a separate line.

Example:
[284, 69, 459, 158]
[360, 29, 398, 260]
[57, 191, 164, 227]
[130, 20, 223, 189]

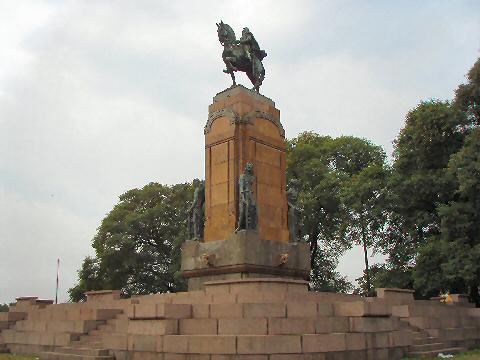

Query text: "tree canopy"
[69, 182, 192, 301]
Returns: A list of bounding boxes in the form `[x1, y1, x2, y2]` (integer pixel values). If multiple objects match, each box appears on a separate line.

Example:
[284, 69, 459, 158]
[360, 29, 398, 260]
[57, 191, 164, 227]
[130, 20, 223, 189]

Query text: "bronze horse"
[216, 21, 267, 92]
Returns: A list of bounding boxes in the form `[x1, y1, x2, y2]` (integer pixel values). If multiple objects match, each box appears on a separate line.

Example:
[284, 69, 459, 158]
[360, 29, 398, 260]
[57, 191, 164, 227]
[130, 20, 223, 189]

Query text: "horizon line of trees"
[69, 57, 480, 305]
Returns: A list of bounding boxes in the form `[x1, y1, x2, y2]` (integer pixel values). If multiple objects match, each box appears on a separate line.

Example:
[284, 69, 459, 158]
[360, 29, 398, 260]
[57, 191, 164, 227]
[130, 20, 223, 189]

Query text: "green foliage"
[355, 263, 413, 296]
[455, 57, 480, 126]
[287, 132, 388, 293]
[69, 182, 193, 302]
[0, 303, 9, 312]
[383, 58, 480, 302]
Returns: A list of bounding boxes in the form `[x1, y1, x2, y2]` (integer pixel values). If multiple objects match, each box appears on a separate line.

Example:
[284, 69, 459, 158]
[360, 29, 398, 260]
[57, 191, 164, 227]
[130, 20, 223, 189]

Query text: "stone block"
[212, 356, 268, 360]
[268, 318, 315, 335]
[210, 303, 243, 318]
[316, 303, 334, 317]
[366, 348, 388, 360]
[302, 334, 347, 353]
[128, 319, 178, 335]
[54, 333, 72, 347]
[85, 290, 121, 303]
[348, 317, 394, 332]
[388, 330, 412, 347]
[133, 304, 156, 319]
[164, 335, 189, 353]
[237, 335, 301, 354]
[325, 351, 367, 360]
[131, 351, 163, 360]
[345, 333, 366, 350]
[314, 317, 348, 333]
[243, 303, 285, 318]
[365, 332, 389, 349]
[0, 312, 26, 322]
[237, 291, 287, 304]
[179, 319, 217, 335]
[218, 318, 267, 335]
[132, 303, 191, 319]
[375, 288, 414, 304]
[270, 355, 326, 360]
[192, 304, 210, 318]
[334, 301, 388, 317]
[114, 318, 129, 332]
[211, 293, 237, 304]
[164, 355, 210, 360]
[128, 334, 157, 352]
[187, 335, 236, 354]
[287, 302, 316, 318]
[103, 333, 128, 350]
[468, 308, 480, 317]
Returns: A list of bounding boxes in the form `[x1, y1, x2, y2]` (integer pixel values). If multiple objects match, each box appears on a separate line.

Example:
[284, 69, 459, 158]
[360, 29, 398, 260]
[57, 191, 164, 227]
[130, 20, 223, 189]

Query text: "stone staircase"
[40, 313, 123, 360]
[406, 326, 467, 358]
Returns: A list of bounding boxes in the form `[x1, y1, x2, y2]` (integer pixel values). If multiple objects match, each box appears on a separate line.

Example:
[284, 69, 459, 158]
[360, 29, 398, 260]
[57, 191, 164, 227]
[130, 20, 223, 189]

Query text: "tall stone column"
[203, 85, 289, 243]
[181, 85, 310, 290]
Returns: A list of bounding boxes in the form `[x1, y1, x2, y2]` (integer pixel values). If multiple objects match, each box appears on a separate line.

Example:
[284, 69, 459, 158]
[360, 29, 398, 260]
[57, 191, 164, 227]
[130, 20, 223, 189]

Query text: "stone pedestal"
[204, 85, 289, 243]
[182, 86, 310, 290]
[181, 230, 310, 290]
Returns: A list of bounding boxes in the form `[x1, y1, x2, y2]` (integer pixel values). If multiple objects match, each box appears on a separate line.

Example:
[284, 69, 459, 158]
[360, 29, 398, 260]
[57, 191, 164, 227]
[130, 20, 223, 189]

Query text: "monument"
[180, 23, 310, 289]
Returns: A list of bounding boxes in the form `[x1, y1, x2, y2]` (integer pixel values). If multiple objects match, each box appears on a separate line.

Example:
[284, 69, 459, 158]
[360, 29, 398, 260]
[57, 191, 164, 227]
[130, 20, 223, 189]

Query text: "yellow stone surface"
[204, 86, 289, 242]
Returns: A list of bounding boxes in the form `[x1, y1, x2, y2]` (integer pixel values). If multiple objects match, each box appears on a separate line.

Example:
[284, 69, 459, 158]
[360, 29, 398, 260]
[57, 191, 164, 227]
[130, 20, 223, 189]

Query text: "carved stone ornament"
[204, 109, 284, 137]
[277, 253, 289, 266]
[201, 253, 216, 267]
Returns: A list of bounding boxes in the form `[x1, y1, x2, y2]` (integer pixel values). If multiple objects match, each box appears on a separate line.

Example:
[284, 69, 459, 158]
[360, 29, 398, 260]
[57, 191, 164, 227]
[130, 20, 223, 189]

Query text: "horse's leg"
[230, 70, 236, 86]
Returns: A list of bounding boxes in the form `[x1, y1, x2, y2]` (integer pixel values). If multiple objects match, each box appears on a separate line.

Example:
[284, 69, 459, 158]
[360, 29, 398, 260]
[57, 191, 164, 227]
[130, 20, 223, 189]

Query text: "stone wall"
[1, 284, 479, 360]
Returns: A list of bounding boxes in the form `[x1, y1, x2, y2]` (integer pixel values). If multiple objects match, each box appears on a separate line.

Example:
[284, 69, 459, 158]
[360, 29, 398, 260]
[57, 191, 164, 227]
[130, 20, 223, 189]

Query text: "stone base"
[181, 230, 311, 290]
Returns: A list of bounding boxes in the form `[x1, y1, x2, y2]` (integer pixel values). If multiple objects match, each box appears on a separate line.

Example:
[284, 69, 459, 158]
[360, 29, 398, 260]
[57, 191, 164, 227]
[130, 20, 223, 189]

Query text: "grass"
[0, 355, 38, 360]
[403, 350, 480, 359]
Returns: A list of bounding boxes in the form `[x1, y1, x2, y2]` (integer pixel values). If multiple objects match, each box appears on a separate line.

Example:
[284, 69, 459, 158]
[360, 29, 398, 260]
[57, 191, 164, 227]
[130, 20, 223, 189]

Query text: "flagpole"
[55, 258, 60, 304]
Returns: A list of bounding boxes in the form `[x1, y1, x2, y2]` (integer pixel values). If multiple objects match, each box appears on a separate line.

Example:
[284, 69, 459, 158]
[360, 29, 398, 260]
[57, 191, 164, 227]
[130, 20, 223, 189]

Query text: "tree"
[286, 132, 387, 293]
[455, 57, 480, 126]
[341, 162, 389, 295]
[69, 182, 193, 302]
[0, 303, 9, 312]
[386, 100, 467, 268]
[423, 128, 480, 304]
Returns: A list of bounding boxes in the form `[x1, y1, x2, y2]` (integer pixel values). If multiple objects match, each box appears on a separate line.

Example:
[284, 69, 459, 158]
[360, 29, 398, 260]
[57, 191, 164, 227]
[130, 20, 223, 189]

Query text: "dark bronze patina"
[236, 163, 258, 231]
[216, 21, 267, 92]
[287, 179, 302, 242]
[188, 179, 205, 240]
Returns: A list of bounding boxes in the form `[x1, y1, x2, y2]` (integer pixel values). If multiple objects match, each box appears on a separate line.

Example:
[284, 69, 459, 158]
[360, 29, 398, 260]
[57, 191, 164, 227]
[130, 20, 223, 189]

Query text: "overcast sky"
[1, 1, 479, 304]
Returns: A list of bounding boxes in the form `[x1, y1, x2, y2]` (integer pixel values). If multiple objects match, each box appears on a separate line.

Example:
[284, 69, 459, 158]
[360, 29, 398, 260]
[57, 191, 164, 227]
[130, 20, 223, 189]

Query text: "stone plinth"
[85, 290, 121, 303]
[204, 85, 289, 243]
[181, 230, 310, 290]
[376, 288, 415, 305]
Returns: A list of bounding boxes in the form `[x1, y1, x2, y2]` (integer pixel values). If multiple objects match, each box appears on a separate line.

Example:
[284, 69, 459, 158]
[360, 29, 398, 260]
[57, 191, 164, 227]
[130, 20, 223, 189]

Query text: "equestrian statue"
[216, 21, 267, 92]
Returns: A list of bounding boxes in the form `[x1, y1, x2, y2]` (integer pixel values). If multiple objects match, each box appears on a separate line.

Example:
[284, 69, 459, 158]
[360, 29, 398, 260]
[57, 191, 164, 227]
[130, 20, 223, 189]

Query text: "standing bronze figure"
[236, 163, 258, 231]
[287, 179, 302, 242]
[188, 179, 205, 240]
[216, 21, 267, 92]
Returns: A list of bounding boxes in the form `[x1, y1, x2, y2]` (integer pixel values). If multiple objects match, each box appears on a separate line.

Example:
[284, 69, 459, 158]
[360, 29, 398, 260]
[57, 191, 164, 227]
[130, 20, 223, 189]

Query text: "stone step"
[70, 341, 105, 349]
[413, 336, 440, 345]
[80, 335, 103, 342]
[97, 324, 115, 332]
[53, 347, 109, 356]
[409, 342, 448, 352]
[41, 351, 114, 360]
[406, 346, 467, 358]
